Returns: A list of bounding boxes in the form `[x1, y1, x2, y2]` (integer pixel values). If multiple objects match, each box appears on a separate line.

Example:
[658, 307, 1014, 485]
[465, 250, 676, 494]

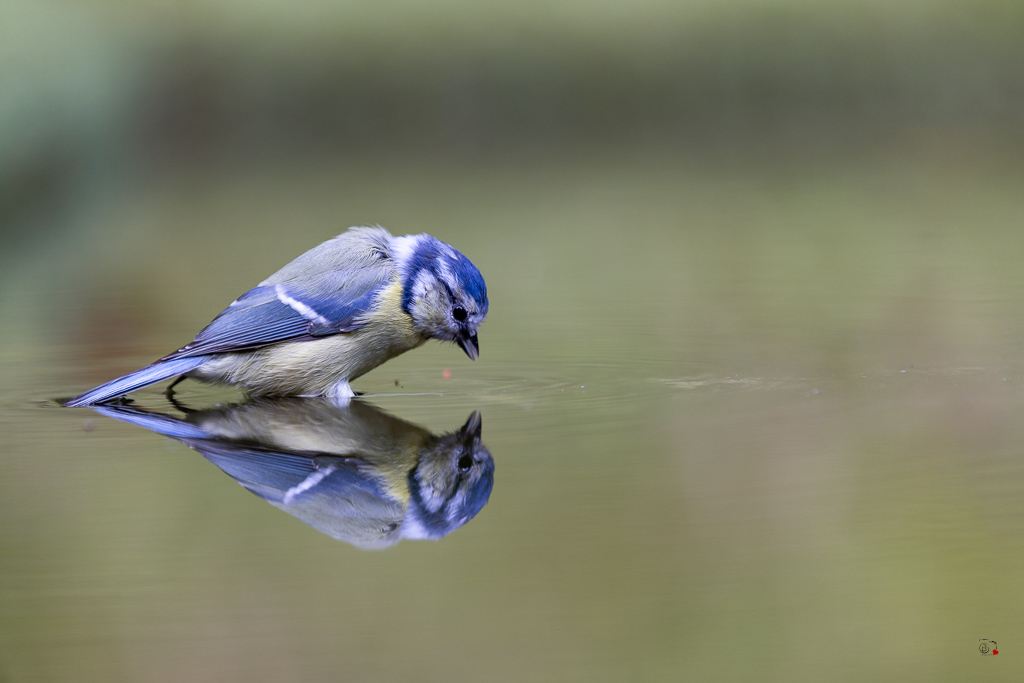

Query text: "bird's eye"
[453, 307, 468, 322]
[457, 455, 474, 471]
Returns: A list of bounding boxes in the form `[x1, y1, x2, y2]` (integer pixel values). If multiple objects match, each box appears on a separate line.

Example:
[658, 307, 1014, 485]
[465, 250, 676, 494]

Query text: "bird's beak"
[457, 332, 479, 361]
[462, 411, 482, 440]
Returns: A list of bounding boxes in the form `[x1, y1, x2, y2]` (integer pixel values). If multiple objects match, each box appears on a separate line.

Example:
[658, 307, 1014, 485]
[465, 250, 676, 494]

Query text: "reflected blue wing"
[192, 439, 406, 547]
[190, 440, 386, 503]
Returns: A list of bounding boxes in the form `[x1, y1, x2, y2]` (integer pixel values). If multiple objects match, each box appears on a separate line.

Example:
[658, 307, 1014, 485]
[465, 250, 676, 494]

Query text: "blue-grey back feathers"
[163, 227, 395, 360]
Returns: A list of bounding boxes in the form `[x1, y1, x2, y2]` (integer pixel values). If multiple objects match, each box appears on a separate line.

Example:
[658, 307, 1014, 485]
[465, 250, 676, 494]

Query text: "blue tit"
[64, 226, 488, 407]
[94, 398, 494, 549]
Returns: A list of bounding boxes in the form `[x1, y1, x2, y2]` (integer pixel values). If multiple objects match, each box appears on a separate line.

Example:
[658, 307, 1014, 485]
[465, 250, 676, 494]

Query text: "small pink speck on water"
[443, 369, 452, 379]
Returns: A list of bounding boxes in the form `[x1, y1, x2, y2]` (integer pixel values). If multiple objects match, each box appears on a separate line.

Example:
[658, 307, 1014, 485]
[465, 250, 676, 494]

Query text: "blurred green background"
[3, 0, 1024, 681]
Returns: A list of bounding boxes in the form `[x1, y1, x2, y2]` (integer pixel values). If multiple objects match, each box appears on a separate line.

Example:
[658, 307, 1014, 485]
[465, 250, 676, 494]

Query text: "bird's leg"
[165, 391, 197, 415]
[164, 375, 186, 399]
[164, 375, 200, 414]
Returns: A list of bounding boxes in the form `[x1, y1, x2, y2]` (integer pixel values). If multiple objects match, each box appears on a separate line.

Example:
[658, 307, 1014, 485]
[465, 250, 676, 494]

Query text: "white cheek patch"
[275, 284, 330, 325]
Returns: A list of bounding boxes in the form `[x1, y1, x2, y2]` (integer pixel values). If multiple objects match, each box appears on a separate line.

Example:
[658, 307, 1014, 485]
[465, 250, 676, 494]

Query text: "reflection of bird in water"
[95, 398, 494, 549]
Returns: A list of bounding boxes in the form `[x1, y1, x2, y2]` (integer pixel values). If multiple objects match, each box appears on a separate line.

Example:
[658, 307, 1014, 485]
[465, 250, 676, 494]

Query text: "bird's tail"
[91, 405, 210, 439]
[63, 356, 207, 407]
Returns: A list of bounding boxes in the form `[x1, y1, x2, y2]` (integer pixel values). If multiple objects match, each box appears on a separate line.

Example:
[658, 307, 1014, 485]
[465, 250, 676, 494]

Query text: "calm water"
[3, 153, 1023, 681]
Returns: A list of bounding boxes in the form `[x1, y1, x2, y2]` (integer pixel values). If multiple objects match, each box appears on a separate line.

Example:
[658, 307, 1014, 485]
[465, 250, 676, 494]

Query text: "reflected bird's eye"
[458, 455, 474, 471]
[453, 307, 468, 321]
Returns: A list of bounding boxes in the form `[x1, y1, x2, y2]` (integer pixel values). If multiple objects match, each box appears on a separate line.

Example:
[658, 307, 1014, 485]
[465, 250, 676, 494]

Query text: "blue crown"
[401, 236, 488, 314]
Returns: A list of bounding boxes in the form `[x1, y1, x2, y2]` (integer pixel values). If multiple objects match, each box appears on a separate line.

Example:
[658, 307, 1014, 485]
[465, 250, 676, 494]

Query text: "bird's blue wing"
[274, 265, 393, 336]
[190, 440, 386, 503]
[162, 262, 394, 360]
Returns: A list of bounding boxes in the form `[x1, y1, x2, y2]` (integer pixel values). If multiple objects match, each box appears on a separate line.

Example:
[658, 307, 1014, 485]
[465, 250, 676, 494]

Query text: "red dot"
[442, 369, 451, 379]
[993, 650, 998, 655]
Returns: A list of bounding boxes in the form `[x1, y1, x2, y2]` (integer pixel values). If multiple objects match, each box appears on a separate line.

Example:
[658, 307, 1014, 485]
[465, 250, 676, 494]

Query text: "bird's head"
[395, 234, 488, 360]
[403, 411, 494, 540]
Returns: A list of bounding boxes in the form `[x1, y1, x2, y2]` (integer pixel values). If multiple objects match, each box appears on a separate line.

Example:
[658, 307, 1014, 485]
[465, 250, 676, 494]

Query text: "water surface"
[3, 154, 1023, 681]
